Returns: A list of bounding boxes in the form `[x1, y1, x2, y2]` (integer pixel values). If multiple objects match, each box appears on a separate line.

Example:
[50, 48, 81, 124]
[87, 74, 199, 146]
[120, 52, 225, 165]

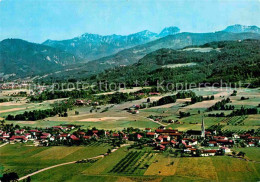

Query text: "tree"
[1, 172, 19, 182]
[26, 176, 31, 182]
[238, 151, 246, 157]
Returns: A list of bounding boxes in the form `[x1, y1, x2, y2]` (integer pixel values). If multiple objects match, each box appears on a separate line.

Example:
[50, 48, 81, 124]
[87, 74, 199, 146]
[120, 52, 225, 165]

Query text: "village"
[0, 117, 259, 158]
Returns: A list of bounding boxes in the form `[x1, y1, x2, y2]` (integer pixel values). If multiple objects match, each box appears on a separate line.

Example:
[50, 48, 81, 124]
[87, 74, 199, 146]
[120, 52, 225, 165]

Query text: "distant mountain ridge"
[40, 31, 260, 81]
[0, 39, 82, 78]
[42, 26, 180, 61]
[222, 24, 260, 33]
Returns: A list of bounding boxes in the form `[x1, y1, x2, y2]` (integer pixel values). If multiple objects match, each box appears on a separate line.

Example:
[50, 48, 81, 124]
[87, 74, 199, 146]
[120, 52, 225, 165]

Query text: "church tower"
[201, 116, 205, 138]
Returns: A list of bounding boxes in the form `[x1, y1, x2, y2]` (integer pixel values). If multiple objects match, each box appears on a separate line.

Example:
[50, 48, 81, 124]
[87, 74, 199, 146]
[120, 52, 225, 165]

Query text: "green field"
[27, 147, 260, 182]
[0, 143, 110, 178]
[2, 87, 259, 132]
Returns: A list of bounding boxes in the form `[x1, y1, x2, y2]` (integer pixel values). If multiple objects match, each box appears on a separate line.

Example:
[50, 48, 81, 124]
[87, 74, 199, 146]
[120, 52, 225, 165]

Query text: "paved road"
[18, 144, 129, 181]
[0, 142, 8, 148]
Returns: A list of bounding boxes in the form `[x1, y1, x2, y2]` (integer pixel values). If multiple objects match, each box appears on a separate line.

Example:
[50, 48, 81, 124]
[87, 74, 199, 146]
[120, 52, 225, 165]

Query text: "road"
[18, 144, 129, 181]
[0, 142, 8, 148]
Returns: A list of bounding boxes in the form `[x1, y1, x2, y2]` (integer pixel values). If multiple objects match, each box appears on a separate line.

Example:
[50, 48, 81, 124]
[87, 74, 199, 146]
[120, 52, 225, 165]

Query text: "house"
[70, 135, 80, 141]
[170, 140, 178, 146]
[9, 136, 28, 143]
[149, 92, 160, 95]
[52, 126, 63, 130]
[92, 133, 99, 139]
[221, 147, 231, 153]
[214, 136, 228, 140]
[83, 136, 91, 140]
[156, 136, 163, 143]
[58, 133, 69, 140]
[0, 137, 8, 142]
[159, 144, 165, 150]
[112, 133, 120, 138]
[24, 133, 32, 139]
[92, 130, 99, 134]
[42, 133, 51, 138]
[78, 131, 86, 136]
[146, 132, 156, 138]
[155, 129, 178, 135]
[145, 128, 151, 132]
[186, 130, 202, 139]
[201, 150, 217, 157]
[137, 134, 142, 140]
[232, 134, 240, 139]
[169, 132, 182, 139]
[2, 133, 10, 138]
[184, 148, 196, 155]
[216, 139, 233, 147]
[208, 141, 217, 147]
[75, 100, 84, 105]
[29, 130, 39, 136]
[248, 142, 255, 147]
[182, 138, 197, 146]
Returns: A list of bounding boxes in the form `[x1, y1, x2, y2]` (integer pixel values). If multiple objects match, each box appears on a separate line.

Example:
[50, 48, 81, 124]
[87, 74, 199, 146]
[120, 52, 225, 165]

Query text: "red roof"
[40, 136, 47, 139]
[53, 126, 63, 129]
[161, 142, 170, 145]
[78, 132, 86, 135]
[248, 136, 260, 139]
[70, 135, 79, 141]
[113, 133, 119, 137]
[137, 134, 142, 139]
[92, 130, 99, 134]
[159, 145, 165, 150]
[169, 133, 182, 136]
[202, 150, 217, 153]
[10, 136, 27, 140]
[83, 136, 91, 139]
[42, 133, 50, 136]
[149, 92, 160, 95]
[156, 129, 178, 133]
[171, 140, 177, 144]
[147, 132, 155, 136]
[29, 130, 39, 132]
[59, 134, 68, 137]
[216, 139, 233, 143]
[209, 141, 217, 144]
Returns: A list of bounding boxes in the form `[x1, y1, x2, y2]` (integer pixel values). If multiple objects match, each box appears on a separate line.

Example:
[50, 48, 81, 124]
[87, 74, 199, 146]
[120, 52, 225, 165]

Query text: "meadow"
[0, 143, 110, 177]
[27, 146, 260, 182]
[2, 87, 259, 132]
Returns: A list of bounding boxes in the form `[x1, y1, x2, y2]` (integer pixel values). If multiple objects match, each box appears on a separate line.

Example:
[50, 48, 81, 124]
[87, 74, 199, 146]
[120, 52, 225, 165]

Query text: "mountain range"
[222, 24, 260, 34]
[0, 39, 81, 78]
[42, 26, 180, 61]
[40, 31, 260, 81]
[0, 24, 260, 80]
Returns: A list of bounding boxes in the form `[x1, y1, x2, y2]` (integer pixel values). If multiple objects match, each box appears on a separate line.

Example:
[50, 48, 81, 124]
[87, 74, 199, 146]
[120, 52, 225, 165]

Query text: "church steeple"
[201, 116, 205, 138]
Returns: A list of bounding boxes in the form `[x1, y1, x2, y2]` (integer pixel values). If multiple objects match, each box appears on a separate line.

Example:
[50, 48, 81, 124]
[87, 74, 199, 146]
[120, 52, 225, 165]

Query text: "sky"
[0, 0, 260, 43]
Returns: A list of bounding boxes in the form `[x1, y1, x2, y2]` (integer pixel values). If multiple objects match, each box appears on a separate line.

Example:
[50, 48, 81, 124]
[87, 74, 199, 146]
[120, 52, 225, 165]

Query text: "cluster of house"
[0, 123, 259, 157]
[128, 105, 140, 114]
[0, 125, 78, 145]
[75, 100, 99, 106]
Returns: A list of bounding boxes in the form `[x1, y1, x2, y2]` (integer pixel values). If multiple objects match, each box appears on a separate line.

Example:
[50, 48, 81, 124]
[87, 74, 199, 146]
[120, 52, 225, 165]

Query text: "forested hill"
[42, 32, 260, 81]
[88, 39, 260, 87]
[0, 39, 82, 78]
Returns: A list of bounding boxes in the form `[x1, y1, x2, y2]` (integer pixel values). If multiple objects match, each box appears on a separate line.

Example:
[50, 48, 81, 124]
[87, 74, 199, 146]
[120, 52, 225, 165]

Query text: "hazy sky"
[0, 0, 260, 43]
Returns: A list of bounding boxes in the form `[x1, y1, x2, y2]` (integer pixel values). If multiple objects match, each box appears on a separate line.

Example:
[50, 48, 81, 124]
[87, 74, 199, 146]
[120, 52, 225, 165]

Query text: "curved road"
[18, 144, 129, 181]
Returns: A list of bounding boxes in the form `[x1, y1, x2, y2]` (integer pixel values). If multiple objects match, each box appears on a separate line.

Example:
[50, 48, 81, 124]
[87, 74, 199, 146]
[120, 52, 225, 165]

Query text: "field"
[17, 146, 259, 182]
[0, 143, 110, 177]
[2, 87, 259, 132]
